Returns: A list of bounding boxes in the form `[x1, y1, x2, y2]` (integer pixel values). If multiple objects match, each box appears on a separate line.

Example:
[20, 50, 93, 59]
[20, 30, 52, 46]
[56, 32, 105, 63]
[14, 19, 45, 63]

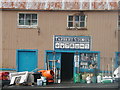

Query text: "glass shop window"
[67, 15, 86, 28]
[18, 13, 38, 28]
[80, 53, 98, 69]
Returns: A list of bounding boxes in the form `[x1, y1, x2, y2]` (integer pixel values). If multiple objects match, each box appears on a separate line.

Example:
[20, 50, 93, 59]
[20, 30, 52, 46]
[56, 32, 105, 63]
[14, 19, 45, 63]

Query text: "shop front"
[44, 35, 100, 83]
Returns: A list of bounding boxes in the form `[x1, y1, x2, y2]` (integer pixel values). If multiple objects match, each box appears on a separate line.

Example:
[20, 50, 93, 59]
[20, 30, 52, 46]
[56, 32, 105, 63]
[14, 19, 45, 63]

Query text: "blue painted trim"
[0, 68, 46, 71]
[100, 71, 112, 73]
[38, 69, 46, 71]
[98, 52, 100, 71]
[45, 50, 100, 53]
[115, 52, 120, 68]
[80, 68, 94, 72]
[36, 50, 38, 72]
[0, 68, 16, 71]
[79, 70, 113, 73]
[16, 49, 38, 52]
[44, 51, 47, 70]
[16, 50, 19, 72]
[73, 53, 76, 74]
[16, 49, 38, 72]
[115, 52, 117, 68]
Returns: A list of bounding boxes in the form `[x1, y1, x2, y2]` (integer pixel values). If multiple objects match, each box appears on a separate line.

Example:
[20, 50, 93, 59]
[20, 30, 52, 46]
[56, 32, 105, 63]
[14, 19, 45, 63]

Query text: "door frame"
[61, 52, 74, 81]
[16, 49, 38, 72]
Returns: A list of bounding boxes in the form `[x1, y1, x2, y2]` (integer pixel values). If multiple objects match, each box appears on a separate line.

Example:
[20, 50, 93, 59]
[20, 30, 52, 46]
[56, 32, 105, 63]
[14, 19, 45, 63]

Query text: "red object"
[47, 79, 54, 83]
[38, 70, 54, 82]
[0, 72, 9, 80]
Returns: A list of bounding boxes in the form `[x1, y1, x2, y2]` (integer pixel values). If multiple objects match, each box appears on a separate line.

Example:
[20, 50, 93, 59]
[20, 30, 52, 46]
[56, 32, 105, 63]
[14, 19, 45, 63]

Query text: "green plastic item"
[81, 79, 86, 83]
[74, 73, 82, 83]
[91, 76, 97, 83]
[102, 80, 112, 83]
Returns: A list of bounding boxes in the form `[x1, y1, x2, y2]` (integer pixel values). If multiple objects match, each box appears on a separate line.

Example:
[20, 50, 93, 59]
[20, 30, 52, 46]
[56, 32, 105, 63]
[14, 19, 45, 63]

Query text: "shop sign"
[54, 35, 91, 50]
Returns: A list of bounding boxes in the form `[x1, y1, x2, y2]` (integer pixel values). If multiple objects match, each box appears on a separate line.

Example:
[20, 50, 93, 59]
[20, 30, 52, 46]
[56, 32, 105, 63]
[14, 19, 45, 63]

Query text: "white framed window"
[18, 13, 38, 28]
[67, 15, 87, 29]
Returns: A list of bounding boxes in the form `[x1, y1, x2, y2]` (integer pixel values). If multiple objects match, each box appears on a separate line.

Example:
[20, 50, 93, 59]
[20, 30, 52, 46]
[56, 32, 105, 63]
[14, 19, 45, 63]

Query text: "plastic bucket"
[37, 79, 43, 86]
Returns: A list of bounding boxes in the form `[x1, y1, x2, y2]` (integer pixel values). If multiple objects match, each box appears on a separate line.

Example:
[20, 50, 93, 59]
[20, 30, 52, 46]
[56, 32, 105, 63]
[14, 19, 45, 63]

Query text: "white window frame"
[17, 12, 38, 28]
[67, 15, 87, 29]
[67, 15, 74, 28]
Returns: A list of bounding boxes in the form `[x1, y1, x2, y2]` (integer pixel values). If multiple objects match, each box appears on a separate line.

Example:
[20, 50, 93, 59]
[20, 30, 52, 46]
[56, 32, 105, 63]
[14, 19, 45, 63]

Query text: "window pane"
[80, 22, 85, 27]
[26, 14, 31, 20]
[32, 14, 37, 19]
[68, 16, 73, 21]
[80, 16, 85, 21]
[75, 16, 79, 21]
[19, 14, 24, 20]
[25, 20, 31, 25]
[32, 20, 37, 25]
[68, 22, 73, 27]
[74, 22, 79, 27]
[19, 20, 24, 25]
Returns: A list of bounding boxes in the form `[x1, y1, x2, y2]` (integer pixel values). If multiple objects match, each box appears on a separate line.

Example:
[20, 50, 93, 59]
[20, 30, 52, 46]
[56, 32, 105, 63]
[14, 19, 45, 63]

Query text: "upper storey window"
[67, 15, 87, 29]
[18, 13, 38, 28]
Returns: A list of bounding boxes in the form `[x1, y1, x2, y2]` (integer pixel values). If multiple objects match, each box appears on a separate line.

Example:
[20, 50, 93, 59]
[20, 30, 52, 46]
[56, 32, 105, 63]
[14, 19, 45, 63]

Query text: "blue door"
[17, 49, 38, 72]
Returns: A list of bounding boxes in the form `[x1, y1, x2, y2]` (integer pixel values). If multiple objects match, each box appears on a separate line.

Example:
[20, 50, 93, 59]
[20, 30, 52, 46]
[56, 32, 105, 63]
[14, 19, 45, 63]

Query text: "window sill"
[17, 26, 38, 29]
[66, 27, 87, 30]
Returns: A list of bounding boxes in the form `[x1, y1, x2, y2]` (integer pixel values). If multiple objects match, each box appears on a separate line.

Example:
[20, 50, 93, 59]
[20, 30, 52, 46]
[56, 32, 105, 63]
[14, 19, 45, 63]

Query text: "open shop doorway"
[61, 53, 74, 83]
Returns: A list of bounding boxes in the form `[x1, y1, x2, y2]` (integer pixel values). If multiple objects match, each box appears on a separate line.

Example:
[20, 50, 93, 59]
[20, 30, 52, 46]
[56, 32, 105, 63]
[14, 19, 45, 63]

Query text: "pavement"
[1, 82, 120, 90]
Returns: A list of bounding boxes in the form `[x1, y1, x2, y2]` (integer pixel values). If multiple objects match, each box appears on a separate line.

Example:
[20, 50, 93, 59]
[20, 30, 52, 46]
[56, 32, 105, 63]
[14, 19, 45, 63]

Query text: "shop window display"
[80, 53, 98, 70]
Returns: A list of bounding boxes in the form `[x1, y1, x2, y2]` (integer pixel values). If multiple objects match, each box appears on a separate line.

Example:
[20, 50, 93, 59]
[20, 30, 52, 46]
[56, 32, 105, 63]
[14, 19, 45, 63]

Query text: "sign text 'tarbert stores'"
[54, 35, 91, 50]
